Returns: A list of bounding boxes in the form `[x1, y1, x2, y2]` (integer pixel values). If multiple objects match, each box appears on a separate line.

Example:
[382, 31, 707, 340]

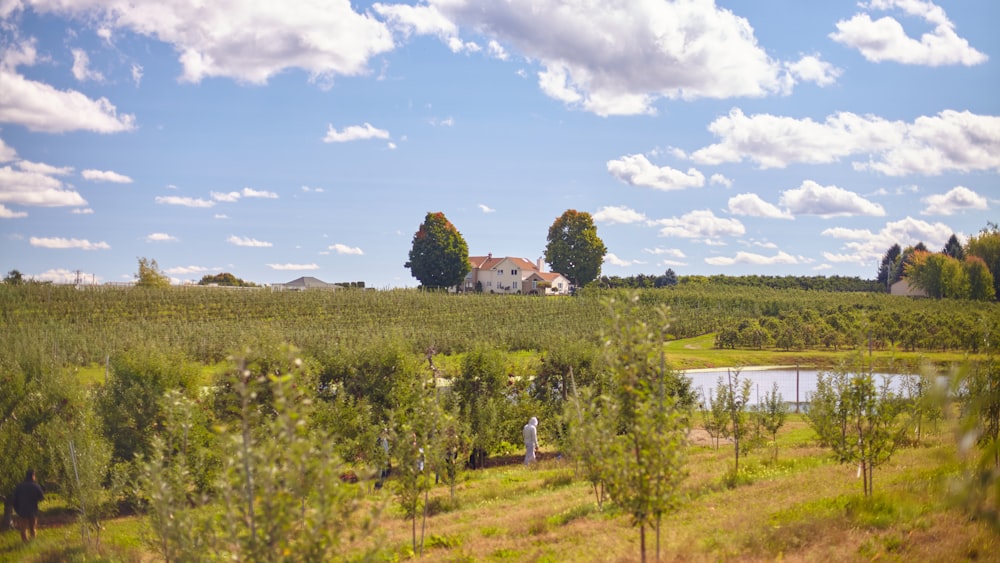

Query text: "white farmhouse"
[463, 254, 571, 295]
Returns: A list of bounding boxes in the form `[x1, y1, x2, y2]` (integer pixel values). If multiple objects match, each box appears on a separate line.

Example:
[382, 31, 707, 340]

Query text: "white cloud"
[786, 54, 841, 86]
[813, 263, 834, 271]
[242, 187, 278, 198]
[211, 191, 241, 202]
[643, 247, 686, 259]
[330, 243, 364, 255]
[165, 265, 211, 275]
[267, 263, 319, 270]
[604, 253, 643, 267]
[82, 169, 133, 183]
[831, 0, 987, 66]
[0, 165, 87, 207]
[26, 0, 394, 85]
[1, 40, 135, 133]
[323, 122, 390, 143]
[16, 160, 73, 176]
[593, 205, 647, 225]
[71, 48, 104, 82]
[920, 186, 988, 215]
[779, 181, 885, 218]
[227, 235, 272, 248]
[0, 204, 27, 218]
[607, 154, 705, 191]
[0, 136, 16, 162]
[156, 195, 215, 208]
[821, 216, 955, 265]
[131, 63, 143, 87]
[487, 40, 508, 61]
[705, 250, 800, 266]
[213, 213, 229, 219]
[71, 208, 93, 214]
[709, 173, 732, 188]
[655, 209, 745, 240]
[30, 236, 110, 250]
[478, 204, 495, 213]
[378, 0, 819, 116]
[145, 232, 178, 242]
[727, 193, 792, 219]
[301, 185, 324, 193]
[34, 268, 100, 283]
[692, 108, 1000, 176]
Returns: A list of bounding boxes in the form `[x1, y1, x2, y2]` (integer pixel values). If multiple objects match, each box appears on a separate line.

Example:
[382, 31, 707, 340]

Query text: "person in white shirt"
[523, 417, 538, 466]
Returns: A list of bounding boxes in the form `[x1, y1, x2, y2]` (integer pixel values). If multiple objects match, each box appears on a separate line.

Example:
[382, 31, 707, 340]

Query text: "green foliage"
[544, 209, 607, 288]
[966, 223, 1000, 300]
[600, 295, 690, 562]
[57, 398, 115, 549]
[454, 346, 508, 467]
[807, 360, 906, 496]
[714, 369, 755, 475]
[405, 211, 471, 289]
[563, 387, 617, 508]
[3, 269, 23, 285]
[953, 359, 1000, 528]
[759, 382, 788, 461]
[197, 272, 256, 287]
[135, 257, 170, 287]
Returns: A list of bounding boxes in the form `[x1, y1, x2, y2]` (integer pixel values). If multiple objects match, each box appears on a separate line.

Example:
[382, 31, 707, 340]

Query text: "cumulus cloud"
[643, 247, 686, 259]
[0, 164, 87, 207]
[211, 191, 240, 203]
[227, 235, 272, 247]
[727, 193, 792, 219]
[786, 54, 841, 86]
[779, 181, 885, 218]
[165, 265, 211, 275]
[705, 250, 800, 266]
[71, 48, 104, 81]
[478, 204, 495, 213]
[692, 108, 1000, 176]
[155, 195, 215, 208]
[821, 216, 954, 265]
[375, 0, 827, 116]
[1, 40, 135, 133]
[920, 186, 988, 215]
[267, 263, 319, 270]
[145, 232, 177, 242]
[655, 209, 745, 240]
[323, 123, 390, 143]
[20, 0, 394, 84]
[34, 268, 100, 283]
[30, 236, 110, 250]
[0, 204, 27, 218]
[242, 187, 278, 198]
[0, 137, 16, 162]
[330, 243, 364, 255]
[604, 253, 643, 267]
[131, 63, 143, 87]
[593, 205, 647, 225]
[82, 169, 133, 183]
[831, 0, 987, 66]
[709, 173, 732, 188]
[607, 154, 705, 191]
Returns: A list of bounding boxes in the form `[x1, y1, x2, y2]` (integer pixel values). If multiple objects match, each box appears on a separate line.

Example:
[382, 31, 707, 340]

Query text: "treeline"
[596, 273, 882, 292]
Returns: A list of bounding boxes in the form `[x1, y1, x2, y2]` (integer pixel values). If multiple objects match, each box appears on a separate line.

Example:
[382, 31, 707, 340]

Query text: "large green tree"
[404, 212, 470, 289]
[544, 209, 607, 288]
[966, 223, 1000, 300]
[135, 257, 170, 287]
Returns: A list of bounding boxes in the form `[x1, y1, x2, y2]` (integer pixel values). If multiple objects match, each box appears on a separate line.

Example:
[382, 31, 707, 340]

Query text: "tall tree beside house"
[877, 243, 901, 289]
[544, 209, 607, 288]
[405, 212, 471, 289]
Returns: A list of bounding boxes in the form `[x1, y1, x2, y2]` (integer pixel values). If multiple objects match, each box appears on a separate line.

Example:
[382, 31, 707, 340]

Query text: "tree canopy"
[135, 257, 170, 287]
[544, 209, 606, 288]
[404, 212, 471, 289]
[198, 272, 256, 287]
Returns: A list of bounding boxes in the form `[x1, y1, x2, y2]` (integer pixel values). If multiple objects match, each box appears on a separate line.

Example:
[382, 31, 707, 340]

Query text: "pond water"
[682, 366, 913, 410]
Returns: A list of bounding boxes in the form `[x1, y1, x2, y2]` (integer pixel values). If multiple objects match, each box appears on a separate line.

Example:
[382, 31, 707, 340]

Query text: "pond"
[682, 366, 916, 411]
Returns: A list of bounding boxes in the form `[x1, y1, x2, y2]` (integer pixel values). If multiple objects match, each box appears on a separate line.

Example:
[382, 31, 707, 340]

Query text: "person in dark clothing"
[11, 469, 44, 542]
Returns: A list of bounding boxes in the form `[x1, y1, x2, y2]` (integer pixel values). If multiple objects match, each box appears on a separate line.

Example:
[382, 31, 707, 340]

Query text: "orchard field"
[1, 283, 998, 561]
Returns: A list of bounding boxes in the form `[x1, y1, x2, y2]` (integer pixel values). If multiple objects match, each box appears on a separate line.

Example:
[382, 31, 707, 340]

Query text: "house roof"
[526, 271, 566, 282]
[282, 276, 335, 289]
[469, 255, 539, 272]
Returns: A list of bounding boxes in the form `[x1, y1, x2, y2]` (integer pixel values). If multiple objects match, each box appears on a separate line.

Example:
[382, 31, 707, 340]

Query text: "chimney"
[537, 257, 544, 272]
[487, 252, 492, 260]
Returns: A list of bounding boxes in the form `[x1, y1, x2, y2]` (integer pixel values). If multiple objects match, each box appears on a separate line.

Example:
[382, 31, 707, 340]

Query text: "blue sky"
[1, 0, 997, 288]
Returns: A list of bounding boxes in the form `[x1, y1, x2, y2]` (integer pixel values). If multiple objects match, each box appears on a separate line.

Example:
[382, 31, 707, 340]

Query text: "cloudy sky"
[1, 0, 997, 287]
